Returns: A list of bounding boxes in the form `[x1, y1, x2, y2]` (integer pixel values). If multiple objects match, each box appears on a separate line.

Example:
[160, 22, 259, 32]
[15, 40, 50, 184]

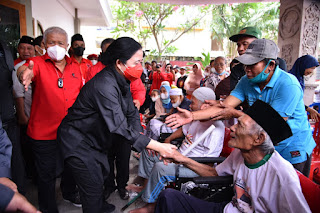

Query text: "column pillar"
[278, 0, 320, 105]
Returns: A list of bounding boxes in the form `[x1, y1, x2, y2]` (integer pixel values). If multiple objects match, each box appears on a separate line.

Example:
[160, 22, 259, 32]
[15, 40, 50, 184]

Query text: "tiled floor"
[24, 155, 146, 213]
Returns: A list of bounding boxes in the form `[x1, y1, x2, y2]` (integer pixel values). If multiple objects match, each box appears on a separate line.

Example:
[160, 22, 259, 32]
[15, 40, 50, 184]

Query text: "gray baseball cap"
[235, 39, 279, 65]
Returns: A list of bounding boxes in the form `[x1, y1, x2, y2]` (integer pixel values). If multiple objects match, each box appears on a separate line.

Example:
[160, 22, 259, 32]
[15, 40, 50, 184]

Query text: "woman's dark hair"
[100, 37, 142, 66]
[166, 63, 172, 68]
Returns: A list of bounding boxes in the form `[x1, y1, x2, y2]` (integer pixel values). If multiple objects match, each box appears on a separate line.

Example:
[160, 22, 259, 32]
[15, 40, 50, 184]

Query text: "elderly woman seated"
[130, 87, 225, 213]
[145, 87, 191, 140]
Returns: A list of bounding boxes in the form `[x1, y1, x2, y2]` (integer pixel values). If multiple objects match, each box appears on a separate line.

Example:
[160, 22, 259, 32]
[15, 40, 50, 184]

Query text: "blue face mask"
[248, 60, 271, 84]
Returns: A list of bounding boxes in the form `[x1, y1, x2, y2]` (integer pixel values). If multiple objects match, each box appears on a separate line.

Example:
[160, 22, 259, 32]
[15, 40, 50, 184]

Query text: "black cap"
[71, 33, 84, 44]
[19, 36, 34, 46]
[33, 36, 43, 46]
[246, 100, 292, 145]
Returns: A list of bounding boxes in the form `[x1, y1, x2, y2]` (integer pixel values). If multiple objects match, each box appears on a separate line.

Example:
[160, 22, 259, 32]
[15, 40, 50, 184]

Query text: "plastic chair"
[297, 171, 320, 213]
[311, 121, 320, 182]
[220, 128, 233, 157]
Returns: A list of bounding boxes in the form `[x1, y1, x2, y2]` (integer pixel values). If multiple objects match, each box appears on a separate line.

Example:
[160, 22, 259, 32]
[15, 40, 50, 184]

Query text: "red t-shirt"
[14, 58, 23, 66]
[25, 54, 83, 140]
[85, 61, 105, 83]
[71, 56, 92, 85]
[85, 61, 146, 105]
[149, 71, 166, 95]
[161, 72, 174, 85]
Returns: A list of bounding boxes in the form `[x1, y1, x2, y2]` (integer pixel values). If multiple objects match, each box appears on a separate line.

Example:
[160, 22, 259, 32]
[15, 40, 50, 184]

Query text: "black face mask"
[73, 46, 85, 56]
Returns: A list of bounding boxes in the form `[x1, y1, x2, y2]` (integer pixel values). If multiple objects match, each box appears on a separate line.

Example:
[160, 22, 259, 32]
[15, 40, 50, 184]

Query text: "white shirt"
[179, 120, 225, 157]
[314, 85, 320, 103]
[12, 60, 32, 118]
[216, 149, 311, 213]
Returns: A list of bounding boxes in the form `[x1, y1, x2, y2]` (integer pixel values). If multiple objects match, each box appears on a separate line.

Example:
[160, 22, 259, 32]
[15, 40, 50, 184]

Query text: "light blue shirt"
[231, 66, 315, 164]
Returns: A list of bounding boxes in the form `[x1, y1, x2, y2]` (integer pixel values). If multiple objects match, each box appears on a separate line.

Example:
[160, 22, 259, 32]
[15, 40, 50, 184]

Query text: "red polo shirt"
[85, 61, 105, 83]
[14, 58, 23, 66]
[25, 54, 82, 140]
[71, 56, 92, 85]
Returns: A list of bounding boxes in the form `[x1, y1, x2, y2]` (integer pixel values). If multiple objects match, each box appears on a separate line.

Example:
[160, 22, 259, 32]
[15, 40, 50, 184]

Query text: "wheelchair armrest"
[189, 157, 226, 164]
[193, 175, 233, 185]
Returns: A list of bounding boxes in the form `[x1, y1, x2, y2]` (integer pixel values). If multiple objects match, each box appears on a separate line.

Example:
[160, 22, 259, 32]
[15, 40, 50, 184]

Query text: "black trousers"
[105, 140, 131, 191]
[293, 154, 311, 177]
[30, 138, 77, 213]
[3, 118, 26, 195]
[155, 188, 228, 213]
[20, 125, 36, 180]
[65, 156, 111, 213]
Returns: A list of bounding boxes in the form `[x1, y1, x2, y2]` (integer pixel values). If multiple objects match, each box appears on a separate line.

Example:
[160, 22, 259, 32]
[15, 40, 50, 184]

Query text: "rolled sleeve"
[230, 77, 247, 102]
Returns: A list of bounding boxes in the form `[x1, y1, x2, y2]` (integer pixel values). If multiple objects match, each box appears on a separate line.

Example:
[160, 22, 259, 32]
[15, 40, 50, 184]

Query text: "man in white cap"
[130, 87, 225, 213]
[169, 88, 191, 112]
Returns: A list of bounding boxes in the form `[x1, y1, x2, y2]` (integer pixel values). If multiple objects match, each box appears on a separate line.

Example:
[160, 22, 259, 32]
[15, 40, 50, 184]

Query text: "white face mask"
[36, 46, 46, 56]
[47, 45, 66, 61]
[91, 59, 98, 65]
[151, 95, 159, 102]
[160, 93, 169, 100]
[172, 100, 181, 108]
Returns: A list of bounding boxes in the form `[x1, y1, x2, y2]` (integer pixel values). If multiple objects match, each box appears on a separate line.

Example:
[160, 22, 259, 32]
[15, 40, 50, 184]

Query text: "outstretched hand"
[210, 101, 242, 121]
[165, 107, 193, 129]
[19, 61, 34, 91]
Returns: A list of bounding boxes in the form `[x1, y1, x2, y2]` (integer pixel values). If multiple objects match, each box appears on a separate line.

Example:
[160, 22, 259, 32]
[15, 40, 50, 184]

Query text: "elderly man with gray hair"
[130, 87, 225, 213]
[17, 26, 83, 212]
[156, 100, 311, 213]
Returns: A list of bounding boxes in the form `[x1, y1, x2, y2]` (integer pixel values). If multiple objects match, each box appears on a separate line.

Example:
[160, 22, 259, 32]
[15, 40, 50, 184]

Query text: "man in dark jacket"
[0, 40, 25, 195]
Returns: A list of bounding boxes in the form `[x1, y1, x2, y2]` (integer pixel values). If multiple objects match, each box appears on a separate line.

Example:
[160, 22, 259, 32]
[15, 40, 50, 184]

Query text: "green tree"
[111, 1, 210, 58]
[210, 2, 280, 58]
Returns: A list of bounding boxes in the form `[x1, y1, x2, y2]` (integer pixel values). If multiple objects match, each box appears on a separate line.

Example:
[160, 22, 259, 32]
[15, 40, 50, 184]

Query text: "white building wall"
[31, 0, 74, 41]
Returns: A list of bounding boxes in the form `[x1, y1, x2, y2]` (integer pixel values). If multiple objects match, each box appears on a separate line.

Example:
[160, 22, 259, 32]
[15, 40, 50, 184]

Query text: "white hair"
[250, 123, 274, 154]
[43, 26, 68, 43]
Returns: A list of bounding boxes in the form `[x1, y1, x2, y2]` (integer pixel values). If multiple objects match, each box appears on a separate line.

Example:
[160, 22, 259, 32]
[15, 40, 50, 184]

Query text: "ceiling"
[65, 0, 113, 26]
[123, 0, 278, 5]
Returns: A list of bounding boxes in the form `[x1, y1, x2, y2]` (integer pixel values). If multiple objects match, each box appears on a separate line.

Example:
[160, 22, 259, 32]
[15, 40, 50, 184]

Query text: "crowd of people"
[0, 24, 319, 213]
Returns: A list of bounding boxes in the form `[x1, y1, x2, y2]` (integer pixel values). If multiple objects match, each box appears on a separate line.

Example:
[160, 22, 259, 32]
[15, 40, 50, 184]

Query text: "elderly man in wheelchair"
[130, 87, 225, 213]
[155, 100, 311, 213]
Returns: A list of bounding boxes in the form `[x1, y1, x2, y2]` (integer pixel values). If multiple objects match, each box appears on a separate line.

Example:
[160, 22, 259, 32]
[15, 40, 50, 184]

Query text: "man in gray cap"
[166, 39, 315, 177]
[130, 87, 225, 213]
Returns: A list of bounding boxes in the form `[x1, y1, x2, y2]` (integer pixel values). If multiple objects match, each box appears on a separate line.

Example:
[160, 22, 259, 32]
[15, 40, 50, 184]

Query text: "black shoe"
[118, 188, 129, 200]
[104, 188, 115, 200]
[103, 201, 115, 213]
[63, 193, 82, 207]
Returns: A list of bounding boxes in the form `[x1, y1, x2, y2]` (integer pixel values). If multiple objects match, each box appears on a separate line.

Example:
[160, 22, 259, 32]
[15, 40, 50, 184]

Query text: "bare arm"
[172, 151, 218, 177]
[146, 139, 177, 159]
[17, 61, 34, 91]
[15, 98, 29, 125]
[166, 95, 243, 129]
[164, 127, 183, 143]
